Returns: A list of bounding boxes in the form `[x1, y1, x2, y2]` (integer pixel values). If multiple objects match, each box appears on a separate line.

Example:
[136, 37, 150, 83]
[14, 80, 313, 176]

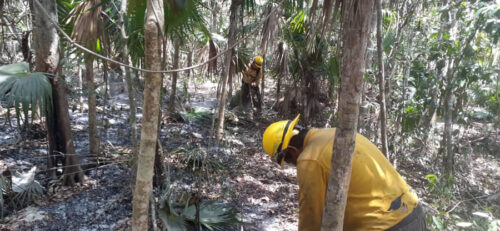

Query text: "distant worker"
[241, 55, 263, 114]
[262, 115, 427, 231]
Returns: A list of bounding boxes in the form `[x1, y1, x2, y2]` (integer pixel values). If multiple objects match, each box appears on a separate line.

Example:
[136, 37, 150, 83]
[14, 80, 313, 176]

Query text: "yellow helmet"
[253, 55, 263, 68]
[262, 115, 300, 167]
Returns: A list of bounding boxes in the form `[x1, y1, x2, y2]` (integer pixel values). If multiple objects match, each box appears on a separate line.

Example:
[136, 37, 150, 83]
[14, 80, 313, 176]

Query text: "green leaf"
[432, 216, 444, 230]
[0, 62, 53, 128]
[158, 198, 188, 231]
[96, 38, 101, 53]
[425, 174, 438, 184]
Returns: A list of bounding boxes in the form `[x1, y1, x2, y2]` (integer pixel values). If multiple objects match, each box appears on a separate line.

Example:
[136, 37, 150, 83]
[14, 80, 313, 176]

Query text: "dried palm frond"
[11, 167, 43, 209]
[70, 0, 104, 51]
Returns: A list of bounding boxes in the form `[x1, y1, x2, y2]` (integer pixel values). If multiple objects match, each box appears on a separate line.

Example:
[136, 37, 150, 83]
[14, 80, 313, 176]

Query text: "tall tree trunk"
[216, 0, 240, 141]
[118, 0, 138, 168]
[78, 67, 85, 112]
[169, 38, 180, 112]
[184, 50, 192, 103]
[132, 0, 164, 229]
[228, 55, 235, 99]
[321, 0, 374, 230]
[85, 56, 100, 155]
[32, 0, 83, 186]
[320, 0, 333, 39]
[259, 4, 272, 107]
[376, 0, 389, 158]
[442, 58, 455, 176]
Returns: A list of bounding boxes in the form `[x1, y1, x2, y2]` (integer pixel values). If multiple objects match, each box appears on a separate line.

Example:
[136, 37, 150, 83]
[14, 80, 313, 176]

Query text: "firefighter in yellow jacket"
[262, 115, 427, 231]
[241, 56, 263, 112]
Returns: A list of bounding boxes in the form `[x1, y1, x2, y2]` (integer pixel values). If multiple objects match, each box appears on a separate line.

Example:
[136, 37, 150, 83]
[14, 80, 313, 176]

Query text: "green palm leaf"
[0, 62, 53, 128]
[158, 195, 240, 231]
[182, 200, 240, 231]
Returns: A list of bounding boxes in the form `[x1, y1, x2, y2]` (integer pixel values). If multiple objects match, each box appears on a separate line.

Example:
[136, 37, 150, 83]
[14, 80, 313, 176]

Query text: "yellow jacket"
[297, 128, 418, 231]
[242, 64, 262, 85]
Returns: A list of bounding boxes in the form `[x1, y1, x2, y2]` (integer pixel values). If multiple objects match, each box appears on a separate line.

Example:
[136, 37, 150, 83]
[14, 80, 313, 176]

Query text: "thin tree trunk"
[169, 39, 180, 112]
[184, 50, 192, 104]
[85, 56, 100, 155]
[118, 0, 138, 175]
[320, 0, 333, 39]
[216, 0, 240, 141]
[101, 56, 109, 139]
[78, 67, 85, 113]
[32, 0, 83, 186]
[132, 0, 164, 229]
[321, 0, 374, 230]
[327, 0, 341, 41]
[376, 0, 389, 158]
[259, 4, 273, 109]
[442, 58, 455, 175]
[228, 55, 235, 99]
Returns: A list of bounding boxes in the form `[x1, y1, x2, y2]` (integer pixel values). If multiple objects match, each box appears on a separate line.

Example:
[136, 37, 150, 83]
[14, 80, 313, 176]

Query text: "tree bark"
[85, 56, 100, 155]
[376, 0, 389, 158]
[321, 0, 374, 230]
[132, 0, 164, 229]
[169, 38, 180, 112]
[216, 0, 240, 141]
[32, 0, 83, 186]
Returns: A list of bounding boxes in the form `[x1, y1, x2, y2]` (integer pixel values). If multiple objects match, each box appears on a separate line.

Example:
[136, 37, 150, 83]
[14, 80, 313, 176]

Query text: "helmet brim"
[279, 114, 300, 167]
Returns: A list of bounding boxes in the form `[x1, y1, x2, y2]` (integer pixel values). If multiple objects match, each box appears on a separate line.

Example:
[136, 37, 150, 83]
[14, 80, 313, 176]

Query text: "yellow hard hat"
[253, 55, 263, 68]
[262, 115, 300, 167]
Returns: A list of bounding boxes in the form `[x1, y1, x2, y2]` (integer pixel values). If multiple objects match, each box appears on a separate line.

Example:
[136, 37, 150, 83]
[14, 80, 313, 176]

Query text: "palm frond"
[0, 62, 52, 128]
[183, 200, 240, 230]
[165, 0, 209, 44]
[127, 0, 146, 64]
[158, 198, 188, 231]
[70, 0, 104, 51]
[158, 194, 240, 231]
[12, 167, 44, 209]
[233, 47, 252, 73]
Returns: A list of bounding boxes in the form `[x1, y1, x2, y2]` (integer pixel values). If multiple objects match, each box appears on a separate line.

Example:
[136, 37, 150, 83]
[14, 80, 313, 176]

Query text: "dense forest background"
[0, 0, 499, 230]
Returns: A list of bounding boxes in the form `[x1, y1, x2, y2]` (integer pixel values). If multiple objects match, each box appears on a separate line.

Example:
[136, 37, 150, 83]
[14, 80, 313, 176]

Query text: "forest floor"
[0, 78, 499, 231]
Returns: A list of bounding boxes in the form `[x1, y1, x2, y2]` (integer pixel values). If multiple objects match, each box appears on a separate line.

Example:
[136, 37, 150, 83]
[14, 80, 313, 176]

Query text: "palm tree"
[70, 0, 104, 156]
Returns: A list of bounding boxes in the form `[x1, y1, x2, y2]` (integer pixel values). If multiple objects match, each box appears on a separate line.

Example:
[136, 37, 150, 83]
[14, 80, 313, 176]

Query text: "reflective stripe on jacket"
[297, 128, 419, 231]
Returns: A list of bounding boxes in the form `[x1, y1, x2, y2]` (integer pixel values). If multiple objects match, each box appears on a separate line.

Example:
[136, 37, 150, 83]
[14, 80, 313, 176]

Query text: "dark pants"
[386, 204, 427, 231]
[241, 81, 261, 111]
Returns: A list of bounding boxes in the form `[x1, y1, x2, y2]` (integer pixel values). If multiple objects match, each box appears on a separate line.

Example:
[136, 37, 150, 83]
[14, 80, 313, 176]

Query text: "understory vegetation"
[0, 0, 499, 230]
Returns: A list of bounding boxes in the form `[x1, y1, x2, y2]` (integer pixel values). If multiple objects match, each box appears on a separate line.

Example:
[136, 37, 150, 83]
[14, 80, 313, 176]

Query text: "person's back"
[297, 128, 419, 230]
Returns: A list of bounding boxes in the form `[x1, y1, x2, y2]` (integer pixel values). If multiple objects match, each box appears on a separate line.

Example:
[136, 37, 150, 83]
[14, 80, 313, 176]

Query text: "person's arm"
[297, 160, 327, 231]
